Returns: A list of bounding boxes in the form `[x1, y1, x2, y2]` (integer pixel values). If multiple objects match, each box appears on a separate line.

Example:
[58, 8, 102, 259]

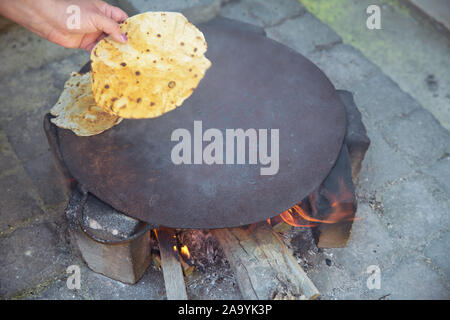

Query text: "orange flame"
[280, 207, 317, 227]
[180, 245, 191, 260]
[278, 178, 358, 227]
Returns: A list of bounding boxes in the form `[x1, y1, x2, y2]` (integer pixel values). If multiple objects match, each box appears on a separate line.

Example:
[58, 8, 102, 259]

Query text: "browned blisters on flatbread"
[105, 84, 109, 89]
[120, 62, 126, 67]
[90, 12, 211, 119]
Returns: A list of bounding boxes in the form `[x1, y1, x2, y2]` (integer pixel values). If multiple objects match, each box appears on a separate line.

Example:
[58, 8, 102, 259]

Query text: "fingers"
[108, 6, 129, 23]
[83, 33, 107, 52]
[96, 1, 128, 22]
[92, 14, 127, 43]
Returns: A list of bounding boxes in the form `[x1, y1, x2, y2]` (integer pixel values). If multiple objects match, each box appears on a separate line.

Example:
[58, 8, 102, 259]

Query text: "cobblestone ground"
[0, 0, 448, 299]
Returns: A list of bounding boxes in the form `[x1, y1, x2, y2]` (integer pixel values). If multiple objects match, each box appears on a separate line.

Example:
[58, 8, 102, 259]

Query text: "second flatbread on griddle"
[50, 72, 122, 136]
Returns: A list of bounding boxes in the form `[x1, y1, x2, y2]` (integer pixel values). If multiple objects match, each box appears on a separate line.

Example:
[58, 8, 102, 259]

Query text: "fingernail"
[121, 33, 128, 42]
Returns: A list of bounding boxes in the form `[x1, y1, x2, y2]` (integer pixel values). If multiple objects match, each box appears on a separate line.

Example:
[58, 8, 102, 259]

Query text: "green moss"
[297, 0, 418, 69]
[9, 277, 60, 300]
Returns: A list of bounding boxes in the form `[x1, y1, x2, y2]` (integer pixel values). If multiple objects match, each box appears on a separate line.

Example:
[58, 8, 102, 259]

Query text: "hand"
[0, 0, 128, 51]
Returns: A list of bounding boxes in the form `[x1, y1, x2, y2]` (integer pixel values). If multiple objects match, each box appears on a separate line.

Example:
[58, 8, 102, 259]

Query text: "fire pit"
[44, 17, 369, 300]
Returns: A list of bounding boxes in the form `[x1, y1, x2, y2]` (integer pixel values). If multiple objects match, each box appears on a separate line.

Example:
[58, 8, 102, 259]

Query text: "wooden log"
[158, 227, 188, 300]
[212, 222, 320, 300]
[270, 216, 292, 233]
[180, 257, 195, 277]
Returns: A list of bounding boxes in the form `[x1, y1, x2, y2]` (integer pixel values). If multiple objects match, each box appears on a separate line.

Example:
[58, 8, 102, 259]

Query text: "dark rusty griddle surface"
[52, 18, 346, 229]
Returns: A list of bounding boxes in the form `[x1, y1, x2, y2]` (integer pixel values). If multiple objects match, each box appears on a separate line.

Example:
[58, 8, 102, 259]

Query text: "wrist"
[0, 0, 57, 38]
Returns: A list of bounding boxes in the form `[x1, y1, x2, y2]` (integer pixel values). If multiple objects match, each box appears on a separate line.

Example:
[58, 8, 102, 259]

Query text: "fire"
[280, 206, 317, 227]
[180, 245, 191, 260]
[277, 178, 358, 228]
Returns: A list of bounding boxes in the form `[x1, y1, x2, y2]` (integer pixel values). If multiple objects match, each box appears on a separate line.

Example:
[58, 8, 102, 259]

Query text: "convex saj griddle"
[45, 17, 346, 229]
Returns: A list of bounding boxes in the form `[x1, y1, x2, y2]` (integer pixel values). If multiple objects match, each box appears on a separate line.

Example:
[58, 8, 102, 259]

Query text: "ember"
[180, 245, 191, 260]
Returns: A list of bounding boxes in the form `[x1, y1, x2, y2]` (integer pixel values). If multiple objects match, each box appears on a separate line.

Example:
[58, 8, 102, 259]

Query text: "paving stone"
[0, 221, 72, 298]
[422, 157, 450, 196]
[358, 128, 413, 192]
[0, 25, 76, 77]
[0, 52, 89, 161]
[82, 263, 165, 300]
[328, 203, 405, 280]
[0, 67, 59, 122]
[265, 12, 341, 56]
[220, 0, 305, 27]
[33, 278, 84, 300]
[120, 0, 222, 24]
[33, 260, 166, 300]
[299, 0, 450, 131]
[380, 256, 449, 299]
[306, 43, 380, 90]
[423, 231, 450, 281]
[0, 167, 45, 234]
[0, 129, 20, 174]
[352, 72, 423, 126]
[1, 107, 54, 163]
[306, 259, 356, 300]
[380, 109, 450, 167]
[381, 173, 450, 249]
[22, 152, 68, 207]
[408, 0, 450, 40]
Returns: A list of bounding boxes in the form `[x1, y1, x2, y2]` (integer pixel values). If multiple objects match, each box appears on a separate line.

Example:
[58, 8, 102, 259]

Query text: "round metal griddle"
[53, 18, 346, 229]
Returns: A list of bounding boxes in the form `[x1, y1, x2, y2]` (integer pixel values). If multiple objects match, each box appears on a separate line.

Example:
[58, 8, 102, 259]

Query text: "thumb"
[93, 14, 127, 43]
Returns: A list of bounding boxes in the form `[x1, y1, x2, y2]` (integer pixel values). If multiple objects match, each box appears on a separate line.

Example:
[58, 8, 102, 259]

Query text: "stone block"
[0, 221, 72, 298]
[265, 12, 341, 55]
[220, 0, 305, 27]
[380, 109, 450, 167]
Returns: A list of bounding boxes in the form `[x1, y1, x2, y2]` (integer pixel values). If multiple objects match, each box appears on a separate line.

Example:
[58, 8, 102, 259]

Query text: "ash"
[177, 230, 241, 300]
[281, 227, 325, 273]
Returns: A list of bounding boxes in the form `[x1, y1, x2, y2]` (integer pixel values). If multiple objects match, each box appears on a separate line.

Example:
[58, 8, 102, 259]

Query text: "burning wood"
[157, 227, 188, 300]
[212, 222, 320, 300]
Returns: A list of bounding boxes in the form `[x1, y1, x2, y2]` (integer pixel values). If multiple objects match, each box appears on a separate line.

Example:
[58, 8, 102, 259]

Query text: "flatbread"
[50, 72, 123, 136]
[90, 12, 212, 119]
